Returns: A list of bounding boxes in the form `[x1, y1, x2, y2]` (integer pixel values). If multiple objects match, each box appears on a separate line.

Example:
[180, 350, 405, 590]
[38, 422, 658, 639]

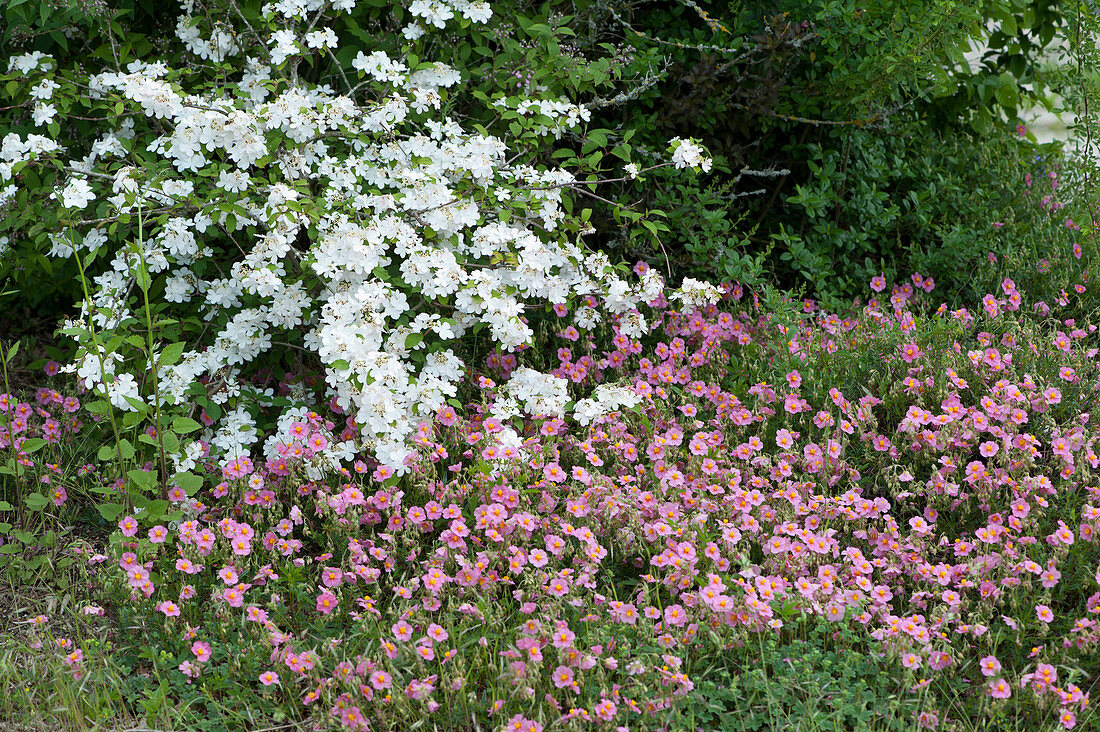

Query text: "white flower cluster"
[573, 383, 642, 426]
[672, 277, 723, 308]
[0, 132, 62, 187]
[499, 97, 593, 139]
[176, 15, 241, 61]
[8, 51, 52, 74]
[26, 0, 708, 476]
[70, 349, 144, 411]
[505, 367, 569, 418]
[58, 178, 95, 209]
[670, 137, 713, 172]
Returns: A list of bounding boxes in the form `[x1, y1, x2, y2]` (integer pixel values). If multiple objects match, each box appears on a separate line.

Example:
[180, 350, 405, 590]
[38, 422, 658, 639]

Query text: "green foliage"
[497, 0, 1097, 305]
[0, 0, 177, 314]
[678, 618, 920, 731]
[773, 124, 1044, 308]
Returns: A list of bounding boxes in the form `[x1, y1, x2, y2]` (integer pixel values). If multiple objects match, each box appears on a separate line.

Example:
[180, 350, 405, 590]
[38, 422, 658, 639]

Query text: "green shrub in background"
[474, 0, 1099, 308]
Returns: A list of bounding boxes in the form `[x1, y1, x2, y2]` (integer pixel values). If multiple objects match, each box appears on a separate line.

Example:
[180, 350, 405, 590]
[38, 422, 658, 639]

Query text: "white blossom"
[60, 178, 95, 209]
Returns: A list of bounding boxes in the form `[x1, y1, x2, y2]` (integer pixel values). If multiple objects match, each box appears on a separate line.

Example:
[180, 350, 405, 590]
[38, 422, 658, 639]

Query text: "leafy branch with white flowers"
[0, 0, 712, 506]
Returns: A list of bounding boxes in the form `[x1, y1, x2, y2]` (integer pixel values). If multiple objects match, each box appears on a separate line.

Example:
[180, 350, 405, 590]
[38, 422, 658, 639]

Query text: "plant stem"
[135, 205, 170, 501]
[72, 245, 130, 511]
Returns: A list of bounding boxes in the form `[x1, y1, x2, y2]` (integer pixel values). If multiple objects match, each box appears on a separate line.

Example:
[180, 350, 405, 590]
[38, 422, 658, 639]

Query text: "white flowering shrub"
[0, 0, 709, 486]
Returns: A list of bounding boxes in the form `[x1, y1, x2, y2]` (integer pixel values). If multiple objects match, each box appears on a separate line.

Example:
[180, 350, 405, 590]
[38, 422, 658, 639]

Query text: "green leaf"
[175, 471, 202, 494]
[159, 341, 186, 367]
[162, 430, 180, 454]
[97, 502, 125, 522]
[118, 439, 135, 460]
[0, 501, 12, 511]
[171, 416, 202, 434]
[405, 332, 424, 350]
[86, 399, 113, 416]
[127, 468, 155, 489]
[24, 493, 49, 511]
[11, 529, 36, 544]
[994, 78, 1018, 108]
[19, 438, 46, 454]
[144, 500, 169, 522]
[123, 396, 148, 413]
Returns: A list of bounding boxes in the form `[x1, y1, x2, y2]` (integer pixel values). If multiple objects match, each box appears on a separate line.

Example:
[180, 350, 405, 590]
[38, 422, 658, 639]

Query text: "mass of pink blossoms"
[7, 262, 1100, 730]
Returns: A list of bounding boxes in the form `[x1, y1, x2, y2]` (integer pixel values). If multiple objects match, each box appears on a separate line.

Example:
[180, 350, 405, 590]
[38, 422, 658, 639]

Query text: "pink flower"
[1061, 711, 1077, 730]
[118, 516, 139, 537]
[979, 655, 1001, 677]
[341, 707, 365, 728]
[370, 671, 392, 690]
[870, 276, 886, 292]
[908, 516, 931, 535]
[245, 606, 268, 623]
[543, 462, 567, 483]
[928, 651, 953, 670]
[899, 343, 922, 363]
[156, 601, 180, 617]
[551, 627, 576, 649]
[552, 665, 574, 688]
[221, 587, 244, 608]
[316, 592, 338, 615]
[147, 525, 168, 543]
[231, 537, 252, 556]
[916, 711, 938, 729]
[321, 566, 343, 588]
[259, 670, 280, 686]
[546, 577, 570, 597]
[437, 406, 458, 426]
[1036, 604, 1054, 623]
[1034, 663, 1058, 689]
[989, 678, 1011, 699]
[195, 530, 216, 552]
[191, 641, 211, 663]
[392, 620, 414, 642]
[175, 557, 201, 574]
[663, 604, 687, 627]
